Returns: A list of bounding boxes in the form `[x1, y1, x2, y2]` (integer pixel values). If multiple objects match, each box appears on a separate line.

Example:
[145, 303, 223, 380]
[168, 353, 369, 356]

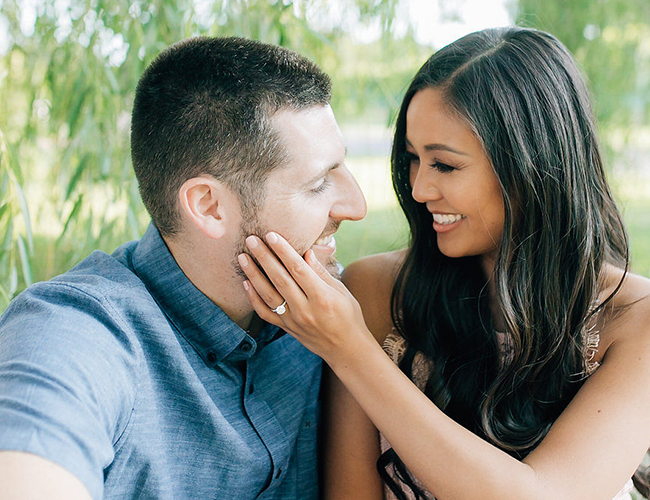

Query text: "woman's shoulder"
[602, 265, 650, 315]
[341, 250, 407, 344]
[597, 265, 650, 357]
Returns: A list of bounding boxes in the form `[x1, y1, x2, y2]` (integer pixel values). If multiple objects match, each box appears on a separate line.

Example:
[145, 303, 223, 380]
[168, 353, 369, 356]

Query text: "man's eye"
[310, 178, 331, 194]
[430, 162, 455, 173]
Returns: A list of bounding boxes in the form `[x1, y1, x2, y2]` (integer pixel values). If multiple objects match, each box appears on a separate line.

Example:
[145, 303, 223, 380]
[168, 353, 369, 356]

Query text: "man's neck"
[163, 235, 257, 332]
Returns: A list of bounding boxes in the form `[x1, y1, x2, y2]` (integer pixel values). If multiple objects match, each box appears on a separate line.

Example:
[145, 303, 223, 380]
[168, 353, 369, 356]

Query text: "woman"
[238, 27, 650, 499]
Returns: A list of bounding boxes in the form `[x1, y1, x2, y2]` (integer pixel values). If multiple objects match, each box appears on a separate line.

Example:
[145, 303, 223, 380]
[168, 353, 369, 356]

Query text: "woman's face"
[406, 87, 505, 271]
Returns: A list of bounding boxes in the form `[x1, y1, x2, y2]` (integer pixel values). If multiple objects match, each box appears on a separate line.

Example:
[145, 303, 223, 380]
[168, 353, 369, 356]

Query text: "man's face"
[237, 105, 367, 276]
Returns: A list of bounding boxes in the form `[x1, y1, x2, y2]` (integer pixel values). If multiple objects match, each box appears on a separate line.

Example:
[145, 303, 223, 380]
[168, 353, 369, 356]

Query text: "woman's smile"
[407, 87, 505, 265]
[430, 212, 466, 232]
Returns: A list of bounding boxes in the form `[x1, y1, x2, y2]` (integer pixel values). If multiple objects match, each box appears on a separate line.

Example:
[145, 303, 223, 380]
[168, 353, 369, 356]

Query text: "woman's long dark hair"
[380, 27, 629, 497]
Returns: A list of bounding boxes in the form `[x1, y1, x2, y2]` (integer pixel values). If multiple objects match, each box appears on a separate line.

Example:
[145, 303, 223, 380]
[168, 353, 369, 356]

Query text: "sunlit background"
[1, 0, 649, 311]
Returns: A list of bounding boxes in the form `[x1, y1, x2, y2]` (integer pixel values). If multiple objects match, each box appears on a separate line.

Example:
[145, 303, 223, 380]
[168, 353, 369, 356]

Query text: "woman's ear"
[177, 176, 239, 240]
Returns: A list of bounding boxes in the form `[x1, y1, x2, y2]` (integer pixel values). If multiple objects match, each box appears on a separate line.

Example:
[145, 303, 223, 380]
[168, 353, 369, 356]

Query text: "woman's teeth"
[432, 213, 464, 225]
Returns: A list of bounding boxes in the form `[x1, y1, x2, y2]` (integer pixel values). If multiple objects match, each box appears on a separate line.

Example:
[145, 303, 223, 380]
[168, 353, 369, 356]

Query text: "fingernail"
[243, 280, 250, 291]
[238, 253, 249, 267]
[266, 232, 278, 244]
[246, 236, 258, 248]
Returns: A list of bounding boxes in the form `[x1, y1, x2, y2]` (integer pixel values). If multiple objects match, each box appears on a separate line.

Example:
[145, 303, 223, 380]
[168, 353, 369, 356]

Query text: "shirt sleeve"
[0, 281, 140, 500]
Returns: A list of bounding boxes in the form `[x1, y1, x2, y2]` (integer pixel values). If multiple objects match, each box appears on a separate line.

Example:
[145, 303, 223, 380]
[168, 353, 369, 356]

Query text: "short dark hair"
[131, 36, 332, 236]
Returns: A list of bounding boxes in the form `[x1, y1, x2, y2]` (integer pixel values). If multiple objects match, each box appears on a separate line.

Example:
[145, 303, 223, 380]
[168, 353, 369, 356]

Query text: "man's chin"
[310, 243, 340, 278]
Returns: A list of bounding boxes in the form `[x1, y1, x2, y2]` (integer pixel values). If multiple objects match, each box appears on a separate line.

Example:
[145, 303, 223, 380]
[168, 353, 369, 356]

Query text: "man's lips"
[311, 234, 337, 262]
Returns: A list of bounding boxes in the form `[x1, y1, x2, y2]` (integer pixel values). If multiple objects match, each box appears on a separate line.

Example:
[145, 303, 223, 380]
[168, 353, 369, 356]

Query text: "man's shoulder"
[54, 240, 139, 286]
[0, 246, 145, 500]
[1, 240, 157, 347]
[31, 241, 146, 307]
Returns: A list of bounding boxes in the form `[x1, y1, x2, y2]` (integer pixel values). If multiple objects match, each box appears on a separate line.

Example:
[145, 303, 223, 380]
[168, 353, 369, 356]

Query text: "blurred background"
[0, 0, 649, 312]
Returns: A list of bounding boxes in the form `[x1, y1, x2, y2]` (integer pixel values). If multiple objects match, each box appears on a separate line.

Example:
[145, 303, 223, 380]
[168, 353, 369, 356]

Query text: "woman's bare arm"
[0, 451, 92, 500]
[323, 253, 403, 500]
[240, 233, 650, 500]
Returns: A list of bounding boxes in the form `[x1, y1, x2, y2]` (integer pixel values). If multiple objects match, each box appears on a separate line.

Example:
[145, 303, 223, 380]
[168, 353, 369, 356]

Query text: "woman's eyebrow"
[405, 138, 469, 156]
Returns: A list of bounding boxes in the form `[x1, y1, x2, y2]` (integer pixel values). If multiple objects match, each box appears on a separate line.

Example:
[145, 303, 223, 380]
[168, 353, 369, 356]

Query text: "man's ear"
[177, 176, 239, 240]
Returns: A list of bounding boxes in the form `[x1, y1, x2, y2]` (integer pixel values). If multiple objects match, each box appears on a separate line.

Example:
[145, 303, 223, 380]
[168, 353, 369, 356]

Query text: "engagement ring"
[271, 301, 287, 315]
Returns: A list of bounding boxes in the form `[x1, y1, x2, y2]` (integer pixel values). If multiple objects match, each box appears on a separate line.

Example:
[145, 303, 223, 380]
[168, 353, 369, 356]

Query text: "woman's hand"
[238, 232, 374, 364]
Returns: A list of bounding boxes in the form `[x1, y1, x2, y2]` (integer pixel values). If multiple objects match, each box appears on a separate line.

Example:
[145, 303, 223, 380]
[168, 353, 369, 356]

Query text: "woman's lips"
[431, 213, 465, 233]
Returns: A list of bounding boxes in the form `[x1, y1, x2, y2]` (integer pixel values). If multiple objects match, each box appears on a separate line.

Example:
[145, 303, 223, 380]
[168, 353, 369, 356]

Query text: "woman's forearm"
[238, 233, 649, 500]
[325, 332, 554, 500]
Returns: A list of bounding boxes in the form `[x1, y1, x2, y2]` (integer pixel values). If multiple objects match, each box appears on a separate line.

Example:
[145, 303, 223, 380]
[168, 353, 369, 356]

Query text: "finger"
[242, 280, 284, 327]
[304, 249, 342, 287]
[264, 232, 339, 296]
[237, 252, 288, 312]
[244, 235, 307, 304]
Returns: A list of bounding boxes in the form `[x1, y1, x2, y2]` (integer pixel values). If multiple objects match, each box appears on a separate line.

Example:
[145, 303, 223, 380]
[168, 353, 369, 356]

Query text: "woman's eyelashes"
[405, 152, 454, 173]
[430, 161, 455, 173]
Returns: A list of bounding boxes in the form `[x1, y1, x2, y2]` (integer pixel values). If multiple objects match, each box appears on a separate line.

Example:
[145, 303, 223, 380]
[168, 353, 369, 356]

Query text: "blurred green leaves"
[515, 0, 650, 135]
[0, 0, 417, 310]
[0, 127, 33, 307]
[1, 0, 648, 312]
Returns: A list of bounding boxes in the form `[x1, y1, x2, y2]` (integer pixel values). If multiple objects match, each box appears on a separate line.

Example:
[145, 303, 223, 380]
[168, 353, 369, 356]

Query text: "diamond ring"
[271, 300, 287, 315]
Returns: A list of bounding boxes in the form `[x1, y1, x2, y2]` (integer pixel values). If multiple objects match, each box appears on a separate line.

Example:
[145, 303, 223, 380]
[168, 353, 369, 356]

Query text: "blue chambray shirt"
[0, 223, 322, 500]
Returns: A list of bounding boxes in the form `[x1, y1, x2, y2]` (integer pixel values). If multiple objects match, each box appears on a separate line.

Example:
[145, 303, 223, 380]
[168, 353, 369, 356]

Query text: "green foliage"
[514, 0, 650, 134]
[330, 34, 432, 125]
[0, 0, 416, 309]
[0, 127, 33, 308]
[1, 0, 648, 313]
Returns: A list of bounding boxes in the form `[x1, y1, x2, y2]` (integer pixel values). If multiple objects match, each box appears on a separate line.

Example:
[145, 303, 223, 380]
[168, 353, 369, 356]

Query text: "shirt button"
[275, 468, 282, 479]
[240, 341, 252, 352]
[207, 350, 217, 363]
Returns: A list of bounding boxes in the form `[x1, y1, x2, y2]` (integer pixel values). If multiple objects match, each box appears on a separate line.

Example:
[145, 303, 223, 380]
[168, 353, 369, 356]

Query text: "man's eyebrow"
[300, 147, 347, 188]
[405, 138, 469, 156]
[301, 162, 340, 188]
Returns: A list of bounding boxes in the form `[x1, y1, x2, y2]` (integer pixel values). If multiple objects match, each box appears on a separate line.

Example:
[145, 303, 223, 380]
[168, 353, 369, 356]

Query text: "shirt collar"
[130, 223, 280, 366]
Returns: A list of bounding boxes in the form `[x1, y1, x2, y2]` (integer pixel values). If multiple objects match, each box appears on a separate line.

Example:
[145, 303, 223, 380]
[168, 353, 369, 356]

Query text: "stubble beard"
[233, 220, 340, 280]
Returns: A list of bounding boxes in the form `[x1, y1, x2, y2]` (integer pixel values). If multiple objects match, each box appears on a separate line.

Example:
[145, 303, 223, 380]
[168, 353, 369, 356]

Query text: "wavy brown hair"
[380, 27, 628, 498]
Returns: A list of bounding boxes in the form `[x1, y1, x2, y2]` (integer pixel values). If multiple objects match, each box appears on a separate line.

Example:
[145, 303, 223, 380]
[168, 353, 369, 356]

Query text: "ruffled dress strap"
[383, 331, 433, 392]
[380, 331, 436, 500]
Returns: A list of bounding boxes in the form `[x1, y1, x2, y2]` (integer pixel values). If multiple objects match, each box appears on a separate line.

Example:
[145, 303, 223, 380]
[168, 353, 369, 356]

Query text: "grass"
[336, 205, 408, 266]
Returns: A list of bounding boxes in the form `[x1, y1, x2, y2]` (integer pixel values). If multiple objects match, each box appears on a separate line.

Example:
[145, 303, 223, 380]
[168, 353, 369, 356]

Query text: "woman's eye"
[430, 162, 455, 173]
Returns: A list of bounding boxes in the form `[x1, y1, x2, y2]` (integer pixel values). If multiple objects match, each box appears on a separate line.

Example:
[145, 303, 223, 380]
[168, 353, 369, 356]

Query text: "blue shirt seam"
[41, 281, 142, 450]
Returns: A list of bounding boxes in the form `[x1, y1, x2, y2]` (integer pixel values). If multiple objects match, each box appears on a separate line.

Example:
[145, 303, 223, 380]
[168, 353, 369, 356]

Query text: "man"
[0, 36, 366, 499]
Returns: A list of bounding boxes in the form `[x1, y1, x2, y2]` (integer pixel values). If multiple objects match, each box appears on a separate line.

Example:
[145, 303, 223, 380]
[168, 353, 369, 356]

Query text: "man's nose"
[331, 166, 367, 221]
